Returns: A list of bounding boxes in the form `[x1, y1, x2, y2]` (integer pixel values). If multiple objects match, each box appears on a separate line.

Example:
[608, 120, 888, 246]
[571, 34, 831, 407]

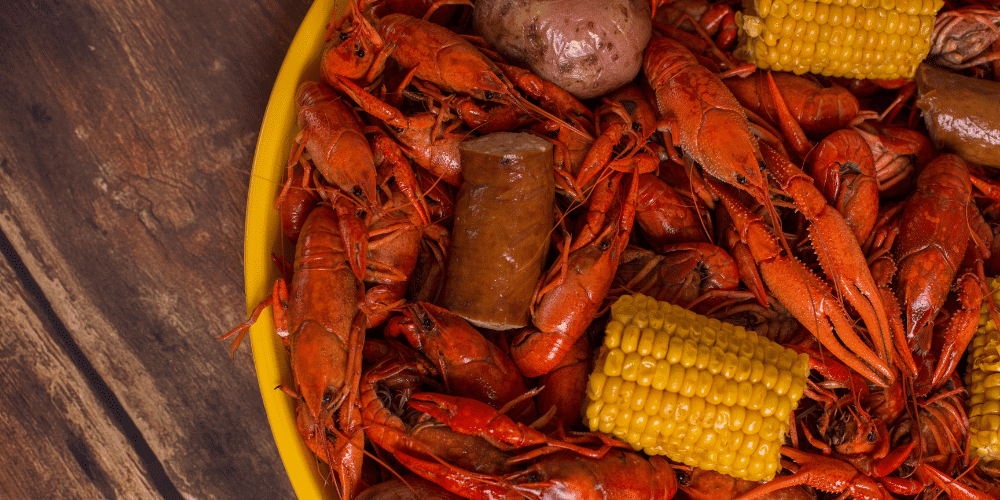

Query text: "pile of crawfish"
[220, 0, 1000, 498]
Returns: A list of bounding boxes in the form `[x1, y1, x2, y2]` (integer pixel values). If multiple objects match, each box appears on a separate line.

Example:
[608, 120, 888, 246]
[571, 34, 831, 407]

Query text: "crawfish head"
[321, 0, 383, 83]
[822, 410, 880, 456]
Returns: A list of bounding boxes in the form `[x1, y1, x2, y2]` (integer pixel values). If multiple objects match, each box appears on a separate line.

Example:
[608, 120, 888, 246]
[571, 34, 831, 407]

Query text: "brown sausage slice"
[439, 132, 555, 329]
[916, 63, 1000, 168]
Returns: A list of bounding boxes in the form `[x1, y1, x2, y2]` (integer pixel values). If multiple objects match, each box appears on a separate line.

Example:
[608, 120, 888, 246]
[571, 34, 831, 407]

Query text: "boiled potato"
[474, 0, 652, 99]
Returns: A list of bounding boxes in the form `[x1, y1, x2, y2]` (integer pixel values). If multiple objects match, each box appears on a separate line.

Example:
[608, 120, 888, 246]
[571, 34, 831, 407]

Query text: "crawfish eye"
[355, 46, 366, 58]
[484, 90, 495, 100]
[676, 469, 691, 485]
[736, 173, 748, 185]
[758, 159, 767, 172]
[868, 429, 877, 442]
[339, 31, 348, 41]
[523, 470, 545, 483]
[321, 392, 333, 406]
[356, 209, 367, 219]
[631, 121, 642, 132]
[352, 186, 365, 198]
[389, 125, 403, 133]
[598, 240, 612, 251]
[421, 316, 433, 330]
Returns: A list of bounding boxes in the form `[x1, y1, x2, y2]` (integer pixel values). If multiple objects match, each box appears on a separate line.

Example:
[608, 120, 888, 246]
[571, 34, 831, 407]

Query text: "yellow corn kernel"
[586, 399, 604, 421]
[637, 328, 656, 356]
[585, 294, 809, 482]
[598, 404, 617, 434]
[652, 359, 672, 390]
[604, 349, 624, 377]
[707, 373, 728, 405]
[630, 384, 650, 412]
[602, 376, 623, 403]
[746, 383, 768, 411]
[666, 336, 685, 364]
[651, 331, 670, 360]
[636, 357, 658, 387]
[645, 389, 663, 416]
[665, 362, 686, 392]
[604, 319, 624, 349]
[620, 323, 642, 354]
[688, 397, 707, 426]
[661, 391, 680, 419]
[622, 352, 642, 381]
[761, 391, 779, 417]
[737, 380, 754, 406]
[588, 371, 608, 400]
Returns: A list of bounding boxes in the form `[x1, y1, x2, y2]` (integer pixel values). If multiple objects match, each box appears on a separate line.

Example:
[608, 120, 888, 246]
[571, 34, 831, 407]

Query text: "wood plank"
[0, 237, 164, 500]
[0, 0, 314, 497]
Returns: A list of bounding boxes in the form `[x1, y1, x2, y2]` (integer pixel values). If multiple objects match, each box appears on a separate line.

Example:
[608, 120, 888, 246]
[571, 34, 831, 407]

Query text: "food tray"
[243, 0, 342, 498]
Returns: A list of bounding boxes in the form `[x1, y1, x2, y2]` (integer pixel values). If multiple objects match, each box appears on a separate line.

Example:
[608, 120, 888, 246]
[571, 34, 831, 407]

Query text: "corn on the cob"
[584, 293, 810, 482]
[967, 278, 1000, 470]
[733, 0, 944, 79]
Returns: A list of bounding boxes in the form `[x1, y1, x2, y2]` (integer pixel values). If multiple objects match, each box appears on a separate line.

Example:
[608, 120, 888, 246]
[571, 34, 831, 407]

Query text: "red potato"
[473, 0, 652, 99]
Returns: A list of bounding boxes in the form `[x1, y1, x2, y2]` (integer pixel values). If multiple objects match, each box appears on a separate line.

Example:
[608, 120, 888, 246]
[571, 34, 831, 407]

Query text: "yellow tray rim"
[244, 0, 344, 498]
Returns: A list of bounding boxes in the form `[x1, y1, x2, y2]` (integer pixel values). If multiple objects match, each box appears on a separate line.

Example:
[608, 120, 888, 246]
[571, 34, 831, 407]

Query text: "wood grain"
[0, 0, 315, 497]
[0, 243, 164, 500]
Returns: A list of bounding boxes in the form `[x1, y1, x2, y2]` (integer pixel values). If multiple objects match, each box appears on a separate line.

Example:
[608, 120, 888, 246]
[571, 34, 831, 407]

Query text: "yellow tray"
[244, 0, 344, 498]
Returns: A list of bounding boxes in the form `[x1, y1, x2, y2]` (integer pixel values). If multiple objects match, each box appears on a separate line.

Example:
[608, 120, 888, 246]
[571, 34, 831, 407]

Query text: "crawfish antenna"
[507, 91, 594, 142]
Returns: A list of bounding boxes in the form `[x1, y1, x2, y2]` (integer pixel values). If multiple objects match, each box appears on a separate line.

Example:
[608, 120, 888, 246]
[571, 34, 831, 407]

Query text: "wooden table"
[1, 0, 315, 497]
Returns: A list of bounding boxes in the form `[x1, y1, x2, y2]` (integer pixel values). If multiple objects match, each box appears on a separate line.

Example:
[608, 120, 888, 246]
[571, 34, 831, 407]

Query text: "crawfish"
[852, 123, 935, 200]
[653, 0, 740, 50]
[386, 302, 535, 423]
[733, 447, 917, 500]
[354, 474, 466, 500]
[510, 172, 637, 378]
[682, 468, 815, 500]
[725, 71, 865, 137]
[643, 35, 785, 250]
[360, 188, 423, 328]
[408, 392, 627, 461]
[383, 107, 467, 187]
[277, 163, 319, 243]
[395, 448, 678, 500]
[928, 5, 1000, 70]
[894, 154, 972, 349]
[286, 199, 369, 499]
[761, 141, 911, 377]
[612, 242, 740, 314]
[805, 129, 880, 244]
[710, 179, 895, 387]
[634, 172, 709, 250]
[358, 353, 517, 476]
[327, 9, 587, 140]
[292, 81, 381, 213]
[535, 333, 592, 433]
[574, 84, 658, 197]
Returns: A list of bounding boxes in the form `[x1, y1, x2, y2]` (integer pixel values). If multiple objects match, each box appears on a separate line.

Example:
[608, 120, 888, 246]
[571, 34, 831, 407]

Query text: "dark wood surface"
[0, 0, 315, 498]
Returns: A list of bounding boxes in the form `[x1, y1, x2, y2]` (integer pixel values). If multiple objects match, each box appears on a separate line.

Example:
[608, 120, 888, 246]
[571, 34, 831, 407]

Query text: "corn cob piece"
[733, 0, 944, 79]
[967, 278, 1000, 470]
[584, 293, 810, 482]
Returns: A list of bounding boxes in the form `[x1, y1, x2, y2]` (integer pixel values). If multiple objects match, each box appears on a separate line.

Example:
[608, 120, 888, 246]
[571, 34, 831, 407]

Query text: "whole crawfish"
[287, 198, 369, 499]
[510, 172, 637, 378]
[292, 81, 381, 214]
[385, 302, 535, 423]
[894, 154, 972, 348]
[396, 448, 678, 500]
[643, 35, 785, 252]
